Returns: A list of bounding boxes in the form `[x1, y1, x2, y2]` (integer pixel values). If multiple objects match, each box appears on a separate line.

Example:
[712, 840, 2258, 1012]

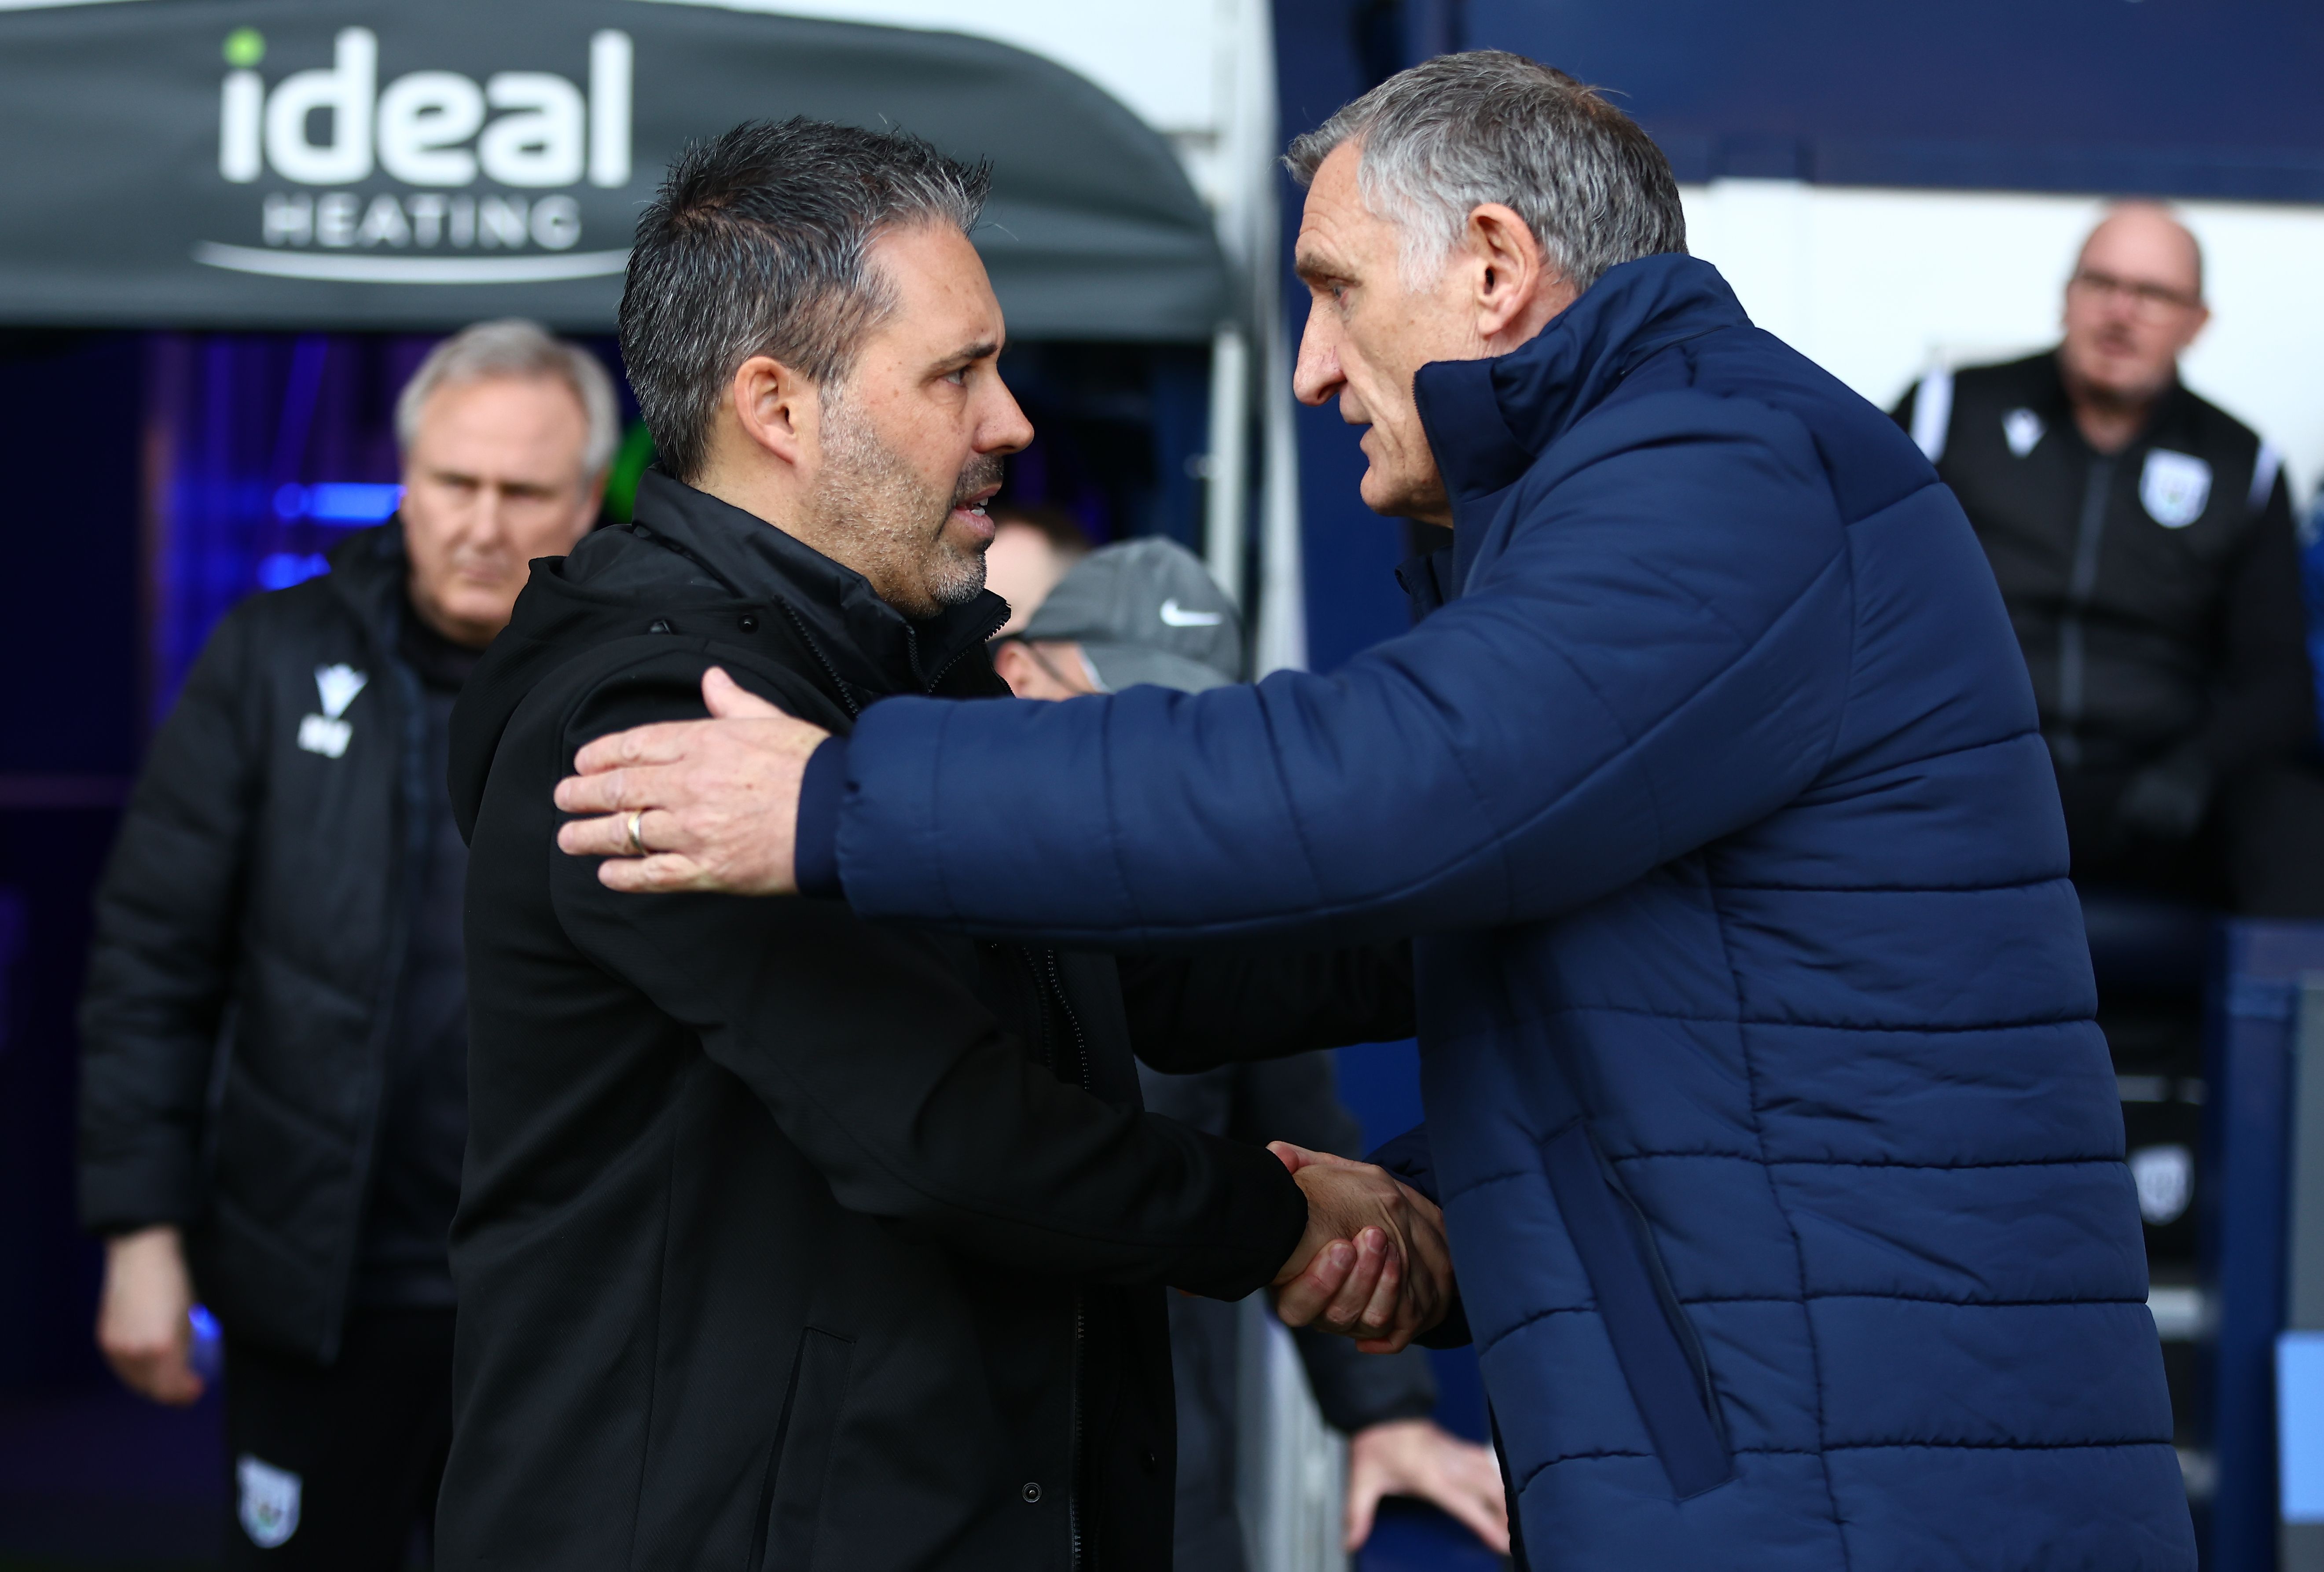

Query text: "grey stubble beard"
[814, 395, 1000, 614]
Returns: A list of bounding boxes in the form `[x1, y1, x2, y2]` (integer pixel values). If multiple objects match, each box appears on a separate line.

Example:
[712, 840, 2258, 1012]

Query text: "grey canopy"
[0, 0, 1227, 338]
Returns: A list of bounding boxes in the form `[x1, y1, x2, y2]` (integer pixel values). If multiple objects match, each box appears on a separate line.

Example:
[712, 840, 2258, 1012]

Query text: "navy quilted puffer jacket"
[819, 255, 2193, 1569]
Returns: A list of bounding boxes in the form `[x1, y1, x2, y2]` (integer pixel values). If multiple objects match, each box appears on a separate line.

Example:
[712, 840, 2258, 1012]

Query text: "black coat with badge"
[1895, 351, 2313, 824]
[437, 471, 1413, 1572]
[78, 523, 452, 1363]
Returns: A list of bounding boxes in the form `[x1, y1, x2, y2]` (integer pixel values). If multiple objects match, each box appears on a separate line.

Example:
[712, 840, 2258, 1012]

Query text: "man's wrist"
[793, 736, 848, 899]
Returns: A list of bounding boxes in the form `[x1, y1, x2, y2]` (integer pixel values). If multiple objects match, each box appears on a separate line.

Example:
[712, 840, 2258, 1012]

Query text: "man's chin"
[1359, 467, 1448, 525]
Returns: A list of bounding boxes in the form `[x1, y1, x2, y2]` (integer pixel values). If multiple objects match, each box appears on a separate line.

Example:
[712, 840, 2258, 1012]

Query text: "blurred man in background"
[994, 537, 1509, 1561]
[77, 320, 612, 1569]
[983, 501, 1090, 638]
[1896, 202, 2318, 915]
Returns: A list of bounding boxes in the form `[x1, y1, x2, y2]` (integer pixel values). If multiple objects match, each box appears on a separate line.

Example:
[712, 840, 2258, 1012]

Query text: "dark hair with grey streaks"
[619, 118, 991, 484]
[1284, 51, 1686, 294]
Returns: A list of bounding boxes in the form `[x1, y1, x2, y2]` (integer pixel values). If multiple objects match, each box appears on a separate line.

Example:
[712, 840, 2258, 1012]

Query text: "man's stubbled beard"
[812, 387, 1002, 615]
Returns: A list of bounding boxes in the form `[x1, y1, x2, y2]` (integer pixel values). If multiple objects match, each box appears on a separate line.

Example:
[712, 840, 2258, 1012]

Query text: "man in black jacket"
[78, 320, 614, 1568]
[439, 120, 1441, 1572]
[1894, 202, 2317, 914]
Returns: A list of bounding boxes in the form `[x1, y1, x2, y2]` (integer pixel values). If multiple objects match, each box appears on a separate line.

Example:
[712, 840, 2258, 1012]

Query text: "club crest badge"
[236, 1454, 302, 1548]
[2001, 408, 2044, 458]
[297, 663, 367, 758]
[2140, 449, 2212, 529]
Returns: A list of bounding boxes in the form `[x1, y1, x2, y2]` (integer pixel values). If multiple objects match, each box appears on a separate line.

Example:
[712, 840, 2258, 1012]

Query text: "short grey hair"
[1285, 51, 1687, 294]
[395, 319, 620, 478]
[619, 119, 991, 484]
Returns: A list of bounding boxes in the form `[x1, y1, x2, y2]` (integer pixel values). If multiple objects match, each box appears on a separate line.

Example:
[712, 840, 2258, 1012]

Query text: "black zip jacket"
[439, 471, 1413, 1572]
[77, 523, 452, 1363]
[1894, 352, 2313, 799]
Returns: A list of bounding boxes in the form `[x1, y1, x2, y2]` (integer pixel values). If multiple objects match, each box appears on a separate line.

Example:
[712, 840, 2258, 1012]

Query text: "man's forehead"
[2080, 207, 2200, 290]
[1294, 147, 1382, 277]
[867, 223, 1006, 351]
[415, 376, 585, 448]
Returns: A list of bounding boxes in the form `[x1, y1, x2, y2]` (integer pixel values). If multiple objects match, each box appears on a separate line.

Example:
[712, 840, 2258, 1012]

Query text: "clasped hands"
[1267, 1142, 1454, 1353]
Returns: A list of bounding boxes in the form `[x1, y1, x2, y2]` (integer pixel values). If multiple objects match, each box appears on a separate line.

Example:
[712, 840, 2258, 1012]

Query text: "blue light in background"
[273, 482, 402, 524]
[256, 552, 331, 590]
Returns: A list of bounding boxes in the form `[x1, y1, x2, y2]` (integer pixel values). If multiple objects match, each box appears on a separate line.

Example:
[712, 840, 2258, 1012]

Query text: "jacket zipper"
[919, 602, 1011, 694]
[774, 599, 861, 719]
[323, 590, 424, 1362]
[1068, 1289, 1084, 1572]
[2052, 454, 2115, 772]
[1042, 951, 1091, 1091]
[1041, 950, 1090, 1572]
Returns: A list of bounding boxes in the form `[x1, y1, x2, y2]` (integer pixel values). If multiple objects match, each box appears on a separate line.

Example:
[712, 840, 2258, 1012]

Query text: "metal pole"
[1204, 323, 1250, 611]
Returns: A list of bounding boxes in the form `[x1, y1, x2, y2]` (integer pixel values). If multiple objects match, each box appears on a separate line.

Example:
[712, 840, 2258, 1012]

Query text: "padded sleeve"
[77, 608, 260, 1232]
[834, 400, 1854, 947]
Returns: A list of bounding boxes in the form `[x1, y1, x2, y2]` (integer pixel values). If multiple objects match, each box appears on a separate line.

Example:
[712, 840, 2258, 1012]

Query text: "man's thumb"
[702, 666, 783, 719]
[1268, 1140, 1321, 1174]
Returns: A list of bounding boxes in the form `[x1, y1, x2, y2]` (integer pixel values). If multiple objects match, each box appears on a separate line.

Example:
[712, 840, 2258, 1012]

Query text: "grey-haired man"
[78, 320, 609, 1570]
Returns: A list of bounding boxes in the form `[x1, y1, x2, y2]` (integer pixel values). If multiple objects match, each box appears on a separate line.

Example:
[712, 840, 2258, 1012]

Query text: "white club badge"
[297, 663, 368, 758]
[2140, 449, 2212, 529]
[236, 1454, 302, 1548]
[2001, 408, 2044, 458]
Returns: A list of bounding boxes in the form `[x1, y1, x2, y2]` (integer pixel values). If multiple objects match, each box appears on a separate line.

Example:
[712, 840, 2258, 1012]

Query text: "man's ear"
[728, 353, 821, 472]
[1463, 203, 1575, 349]
[991, 639, 1037, 698]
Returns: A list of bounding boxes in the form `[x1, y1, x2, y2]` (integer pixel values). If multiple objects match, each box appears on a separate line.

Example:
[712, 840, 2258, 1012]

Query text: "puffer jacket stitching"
[1825, 1438, 2173, 1453]
[1813, 725, 2042, 791]
[1561, 1004, 2083, 1033]
[1716, 878, 2057, 893]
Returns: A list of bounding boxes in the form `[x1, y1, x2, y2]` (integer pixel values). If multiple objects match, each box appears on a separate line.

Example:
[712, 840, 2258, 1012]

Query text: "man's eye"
[943, 368, 968, 387]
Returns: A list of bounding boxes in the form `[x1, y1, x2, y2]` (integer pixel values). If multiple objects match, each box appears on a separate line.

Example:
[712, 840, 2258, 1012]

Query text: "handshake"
[1266, 1142, 1453, 1354]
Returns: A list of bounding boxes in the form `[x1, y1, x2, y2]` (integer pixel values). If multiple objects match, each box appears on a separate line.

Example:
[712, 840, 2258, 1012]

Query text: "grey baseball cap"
[1016, 537, 1241, 693]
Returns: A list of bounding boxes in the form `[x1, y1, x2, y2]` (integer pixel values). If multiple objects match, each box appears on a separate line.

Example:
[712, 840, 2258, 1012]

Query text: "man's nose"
[1292, 316, 1343, 408]
[977, 379, 1035, 456]
[470, 483, 507, 543]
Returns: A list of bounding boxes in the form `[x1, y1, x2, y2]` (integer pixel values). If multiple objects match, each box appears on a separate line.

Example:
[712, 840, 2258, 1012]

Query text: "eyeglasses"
[2069, 268, 2202, 316]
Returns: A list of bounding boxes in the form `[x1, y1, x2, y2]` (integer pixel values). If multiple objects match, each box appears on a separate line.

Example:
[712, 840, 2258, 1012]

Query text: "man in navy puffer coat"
[559, 55, 2191, 1570]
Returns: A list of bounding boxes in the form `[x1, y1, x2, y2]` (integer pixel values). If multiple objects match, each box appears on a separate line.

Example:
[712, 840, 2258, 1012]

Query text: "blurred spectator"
[76, 320, 611, 1568]
[983, 501, 1090, 637]
[997, 538, 1509, 1562]
[1895, 202, 2320, 915]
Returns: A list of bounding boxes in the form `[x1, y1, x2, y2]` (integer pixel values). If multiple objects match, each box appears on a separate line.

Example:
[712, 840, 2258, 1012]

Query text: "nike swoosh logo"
[1159, 599, 1224, 628]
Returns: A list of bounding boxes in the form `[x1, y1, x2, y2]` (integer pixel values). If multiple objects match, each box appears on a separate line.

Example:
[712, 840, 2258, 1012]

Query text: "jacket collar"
[325, 517, 415, 648]
[628, 469, 1008, 711]
[2031, 348, 2197, 458]
[1411, 253, 1751, 523]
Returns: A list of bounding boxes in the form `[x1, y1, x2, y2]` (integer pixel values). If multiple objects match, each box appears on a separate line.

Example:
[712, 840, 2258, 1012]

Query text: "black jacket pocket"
[750, 1327, 856, 1570]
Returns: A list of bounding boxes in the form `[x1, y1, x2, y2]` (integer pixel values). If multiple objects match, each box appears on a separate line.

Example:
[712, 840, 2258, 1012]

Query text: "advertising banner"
[0, 0, 1226, 337]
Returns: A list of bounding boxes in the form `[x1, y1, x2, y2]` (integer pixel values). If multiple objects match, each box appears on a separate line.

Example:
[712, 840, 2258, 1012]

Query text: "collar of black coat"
[1410, 253, 1751, 531]
[323, 515, 414, 644]
[2023, 347, 2199, 457]
[445, 470, 1008, 845]
[623, 469, 1009, 709]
